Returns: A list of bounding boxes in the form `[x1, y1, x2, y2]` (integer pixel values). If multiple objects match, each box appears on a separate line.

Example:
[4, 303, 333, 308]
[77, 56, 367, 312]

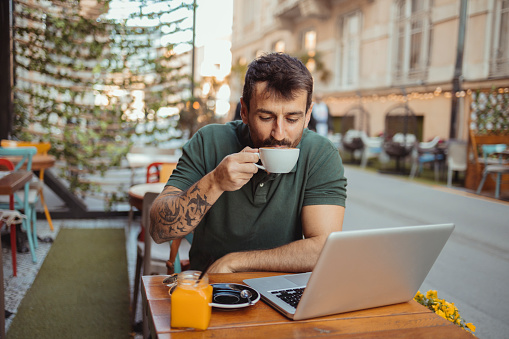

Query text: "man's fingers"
[241, 146, 259, 153]
[235, 151, 259, 164]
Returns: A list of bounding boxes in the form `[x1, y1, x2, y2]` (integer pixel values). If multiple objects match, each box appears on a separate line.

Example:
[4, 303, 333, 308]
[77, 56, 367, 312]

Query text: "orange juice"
[170, 270, 213, 330]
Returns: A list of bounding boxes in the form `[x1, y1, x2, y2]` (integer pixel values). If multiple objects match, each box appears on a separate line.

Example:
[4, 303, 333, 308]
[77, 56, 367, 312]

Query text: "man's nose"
[271, 118, 285, 140]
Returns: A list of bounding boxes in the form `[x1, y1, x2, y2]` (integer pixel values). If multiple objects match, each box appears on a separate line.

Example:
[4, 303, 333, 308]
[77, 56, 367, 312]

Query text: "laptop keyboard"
[271, 287, 305, 308]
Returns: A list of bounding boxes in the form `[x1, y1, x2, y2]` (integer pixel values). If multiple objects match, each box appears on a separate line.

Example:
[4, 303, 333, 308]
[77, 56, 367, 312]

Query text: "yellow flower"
[466, 323, 476, 332]
[444, 302, 456, 317]
[436, 309, 447, 319]
[426, 290, 438, 299]
[416, 290, 476, 334]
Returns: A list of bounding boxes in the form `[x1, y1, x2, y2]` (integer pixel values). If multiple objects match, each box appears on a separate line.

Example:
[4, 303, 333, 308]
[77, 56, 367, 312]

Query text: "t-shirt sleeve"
[303, 143, 347, 207]
[166, 130, 207, 191]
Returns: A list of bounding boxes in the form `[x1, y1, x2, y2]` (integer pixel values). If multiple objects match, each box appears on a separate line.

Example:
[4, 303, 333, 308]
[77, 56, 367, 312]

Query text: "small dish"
[211, 283, 260, 309]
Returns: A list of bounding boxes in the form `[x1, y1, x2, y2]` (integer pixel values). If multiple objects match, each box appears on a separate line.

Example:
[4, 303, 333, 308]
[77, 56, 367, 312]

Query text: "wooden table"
[128, 182, 166, 211]
[0, 170, 33, 339]
[127, 153, 180, 170]
[4, 154, 56, 171]
[142, 273, 474, 339]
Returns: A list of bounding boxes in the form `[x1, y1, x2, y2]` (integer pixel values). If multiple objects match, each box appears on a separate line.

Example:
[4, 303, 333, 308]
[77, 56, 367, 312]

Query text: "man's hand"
[211, 147, 259, 192]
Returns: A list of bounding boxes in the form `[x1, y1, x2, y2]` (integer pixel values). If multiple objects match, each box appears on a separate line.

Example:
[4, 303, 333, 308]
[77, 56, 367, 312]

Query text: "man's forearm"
[209, 235, 328, 273]
[150, 173, 223, 243]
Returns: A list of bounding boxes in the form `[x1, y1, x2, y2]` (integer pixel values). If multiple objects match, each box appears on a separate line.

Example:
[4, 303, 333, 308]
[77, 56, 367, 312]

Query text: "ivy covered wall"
[12, 0, 194, 207]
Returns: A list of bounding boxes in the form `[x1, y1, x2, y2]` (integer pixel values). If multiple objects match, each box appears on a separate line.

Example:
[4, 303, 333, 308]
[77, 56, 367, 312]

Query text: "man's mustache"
[261, 137, 292, 147]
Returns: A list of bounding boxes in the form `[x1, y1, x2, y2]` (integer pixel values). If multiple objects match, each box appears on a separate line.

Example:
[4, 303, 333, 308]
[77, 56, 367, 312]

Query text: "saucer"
[211, 283, 260, 309]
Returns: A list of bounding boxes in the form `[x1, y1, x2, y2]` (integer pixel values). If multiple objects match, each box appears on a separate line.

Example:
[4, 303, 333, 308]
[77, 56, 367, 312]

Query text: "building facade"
[230, 0, 509, 142]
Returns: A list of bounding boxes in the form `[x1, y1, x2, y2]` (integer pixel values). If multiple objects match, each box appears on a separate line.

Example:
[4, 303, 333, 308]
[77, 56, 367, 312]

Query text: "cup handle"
[253, 152, 265, 171]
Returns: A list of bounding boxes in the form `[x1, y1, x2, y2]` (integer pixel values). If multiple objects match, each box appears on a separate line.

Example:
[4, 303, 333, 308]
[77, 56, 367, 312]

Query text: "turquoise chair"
[481, 144, 507, 164]
[0, 146, 38, 263]
[476, 144, 509, 199]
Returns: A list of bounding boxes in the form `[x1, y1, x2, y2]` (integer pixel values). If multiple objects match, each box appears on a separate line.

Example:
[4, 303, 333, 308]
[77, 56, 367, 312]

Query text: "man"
[309, 94, 334, 137]
[150, 53, 347, 273]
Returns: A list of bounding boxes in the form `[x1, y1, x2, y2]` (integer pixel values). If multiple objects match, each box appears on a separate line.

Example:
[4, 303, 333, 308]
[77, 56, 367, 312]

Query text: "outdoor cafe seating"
[380, 102, 419, 171]
[340, 130, 383, 168]
[467, 130, 509, 199]
[1, 140, 55, 231]
[382, 132, 417, 172]
[339, 104, 375, 165]
[409, 136, 444, 181]
[476, 144, 509, 199]
[446, 140, 468, 188]
[0, 147, 39, 274]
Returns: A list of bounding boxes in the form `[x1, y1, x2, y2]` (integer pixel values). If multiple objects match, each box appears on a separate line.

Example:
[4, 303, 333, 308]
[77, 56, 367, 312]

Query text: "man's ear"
[304, 102, 314, 128]
[240, 97, 248, 124]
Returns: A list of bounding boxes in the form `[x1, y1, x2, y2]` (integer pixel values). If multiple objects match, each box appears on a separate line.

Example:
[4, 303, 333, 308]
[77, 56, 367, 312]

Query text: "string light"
[325, 87, 509, 105]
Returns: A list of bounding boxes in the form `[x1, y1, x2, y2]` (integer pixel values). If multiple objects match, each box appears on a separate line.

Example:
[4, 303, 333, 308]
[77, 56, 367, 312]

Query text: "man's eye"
[287, 118, 299, 123]
[260, 116, 272, 121]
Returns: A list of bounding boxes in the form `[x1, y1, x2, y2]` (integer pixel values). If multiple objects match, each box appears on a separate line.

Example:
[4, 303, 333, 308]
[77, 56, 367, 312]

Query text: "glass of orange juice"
[170, 270, 213, 330]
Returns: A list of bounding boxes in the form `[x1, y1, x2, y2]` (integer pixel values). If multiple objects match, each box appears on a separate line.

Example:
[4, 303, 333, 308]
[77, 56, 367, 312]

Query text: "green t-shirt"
[167, 120, 347, 271]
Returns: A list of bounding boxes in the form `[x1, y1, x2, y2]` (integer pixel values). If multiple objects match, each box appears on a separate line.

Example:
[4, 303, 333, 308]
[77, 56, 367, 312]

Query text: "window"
[337, 11, 362, 88]
[302, 29, 316, 53]
[490, 0, 509, 76]
[393, 0, 432, 84]
[273, 40, 286, 53]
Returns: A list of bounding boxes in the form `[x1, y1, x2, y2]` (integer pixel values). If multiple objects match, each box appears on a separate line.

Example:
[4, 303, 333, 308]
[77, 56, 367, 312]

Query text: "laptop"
[244, 223, 454, 320]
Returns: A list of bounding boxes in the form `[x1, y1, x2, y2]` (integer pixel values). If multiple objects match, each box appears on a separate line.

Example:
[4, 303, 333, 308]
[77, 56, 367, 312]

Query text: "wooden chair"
[130, 192, 192, 331]
[145, 162, 191, 273]
[1, 140, 54, 231]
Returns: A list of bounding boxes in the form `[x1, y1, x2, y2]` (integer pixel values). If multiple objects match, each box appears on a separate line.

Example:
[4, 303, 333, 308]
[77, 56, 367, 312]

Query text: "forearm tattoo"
[154, 184, 212, 240]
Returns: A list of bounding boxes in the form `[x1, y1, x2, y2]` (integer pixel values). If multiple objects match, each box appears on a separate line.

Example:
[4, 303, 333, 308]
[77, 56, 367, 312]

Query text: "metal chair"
[0, 147, 38, 264]
[409, 136, 443, 181]
[1, 140, 54, 231]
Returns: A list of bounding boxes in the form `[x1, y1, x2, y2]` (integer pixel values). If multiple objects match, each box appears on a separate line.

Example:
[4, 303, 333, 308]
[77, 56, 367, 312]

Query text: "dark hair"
[242, 52, 313, 113]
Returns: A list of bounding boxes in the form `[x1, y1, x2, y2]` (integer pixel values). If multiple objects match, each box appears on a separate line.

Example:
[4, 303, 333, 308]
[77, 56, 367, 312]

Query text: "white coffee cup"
[254, 147, 300, 173]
